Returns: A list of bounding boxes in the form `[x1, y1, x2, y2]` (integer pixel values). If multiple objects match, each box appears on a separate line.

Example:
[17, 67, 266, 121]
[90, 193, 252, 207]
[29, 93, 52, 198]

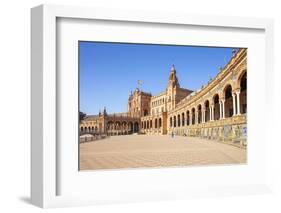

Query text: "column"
[209, 106, 212, 121]
[189, 113, 192, 125]
[232, 93, 236, 116]
[195, 111, 198, 124]
[211, 105, 214, 121]
[219, 101, 222, 119]
[202, 109, 205, 123]
[221, 99, 225, 119]
[236, 90, 241, 115]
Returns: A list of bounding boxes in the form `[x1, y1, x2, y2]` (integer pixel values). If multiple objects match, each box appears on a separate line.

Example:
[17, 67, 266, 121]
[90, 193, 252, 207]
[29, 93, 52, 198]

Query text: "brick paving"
[79, 135, 247, 170]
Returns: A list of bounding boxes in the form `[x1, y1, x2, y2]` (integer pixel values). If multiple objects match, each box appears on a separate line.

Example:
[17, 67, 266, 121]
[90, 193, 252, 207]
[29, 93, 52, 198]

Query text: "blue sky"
[79, 41, 234, 115]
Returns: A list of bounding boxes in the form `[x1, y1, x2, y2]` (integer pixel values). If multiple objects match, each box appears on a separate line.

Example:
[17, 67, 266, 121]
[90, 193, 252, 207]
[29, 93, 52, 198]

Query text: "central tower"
[166, 65, 180, 111]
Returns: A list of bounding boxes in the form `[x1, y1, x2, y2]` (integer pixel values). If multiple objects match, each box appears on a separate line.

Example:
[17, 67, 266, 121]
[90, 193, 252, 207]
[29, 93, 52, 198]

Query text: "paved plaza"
[79, 135, 247, 170]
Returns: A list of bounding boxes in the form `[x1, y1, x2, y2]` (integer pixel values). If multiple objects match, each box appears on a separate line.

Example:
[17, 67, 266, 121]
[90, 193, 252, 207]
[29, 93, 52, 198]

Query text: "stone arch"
[186, 110, 190, 126]
[238, 70, 247, 114]
[128, 122, 133, 134]
[213, 94, 220, 120]
[134, 122, 139, 133]
[197, 104, 202, 124]
[81, 126, 84, 131]
[150, 120, 152, 129]
[170, 117, 172, 127]
[181, 112, 185, 126]
[191, 108, 195, 125]
[224, 84, 234, 117]
[173, 115, 176, 127]
[177, 114, 181, 127]
[204, 100, 210, 122]
[159, 118, 162, 128]
[155, 118, 158, 128]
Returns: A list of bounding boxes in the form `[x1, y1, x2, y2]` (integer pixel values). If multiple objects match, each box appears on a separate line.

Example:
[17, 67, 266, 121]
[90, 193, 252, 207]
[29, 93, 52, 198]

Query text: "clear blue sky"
[79, 41, 234, 115]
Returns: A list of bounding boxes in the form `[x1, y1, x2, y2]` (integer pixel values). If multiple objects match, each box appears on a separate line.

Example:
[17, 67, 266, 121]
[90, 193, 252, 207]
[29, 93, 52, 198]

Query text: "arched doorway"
[213, 94, 220, 120]
[204, 100, 210, 122]
[224, 85, 234, 117]
[128, 122, 133, 134]
[159, 118, 162, 128]
[186, 110, 190, 126]
[134, 122, 139, 133]
[182, 112, 185, 126]
[155, 119, 158, 128]
[173, 115, 176, 127]
[177, 114, 181, 127]
[170, 117, 172, 127]
[197, 105, 202, 124]
[191, 108, 195, 125]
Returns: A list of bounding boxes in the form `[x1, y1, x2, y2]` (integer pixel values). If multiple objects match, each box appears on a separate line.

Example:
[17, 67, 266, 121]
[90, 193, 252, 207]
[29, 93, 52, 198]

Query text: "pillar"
[232, 93, 236, 116]
[219, 101, 222, 119]
[236, 90, 241, 115]
[209, 106, 212, 121]
[221, 99, 225, 119]
[202, 108, 205, 123]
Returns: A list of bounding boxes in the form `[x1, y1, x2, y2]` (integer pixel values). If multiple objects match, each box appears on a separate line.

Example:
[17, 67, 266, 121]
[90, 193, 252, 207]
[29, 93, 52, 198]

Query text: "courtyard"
[79, 135, 247, 170]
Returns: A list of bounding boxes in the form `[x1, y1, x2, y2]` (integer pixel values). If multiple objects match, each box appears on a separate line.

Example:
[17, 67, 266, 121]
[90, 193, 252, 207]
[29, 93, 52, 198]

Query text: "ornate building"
[80, 48, 247, 146]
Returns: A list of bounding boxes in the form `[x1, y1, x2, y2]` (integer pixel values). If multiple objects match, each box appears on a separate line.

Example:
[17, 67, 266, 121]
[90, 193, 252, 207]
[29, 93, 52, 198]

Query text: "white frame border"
[31, 4, 274, 208]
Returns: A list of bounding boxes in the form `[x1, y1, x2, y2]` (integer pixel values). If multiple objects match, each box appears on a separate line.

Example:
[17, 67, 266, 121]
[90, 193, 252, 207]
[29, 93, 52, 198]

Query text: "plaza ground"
[79, 135, 247, 170]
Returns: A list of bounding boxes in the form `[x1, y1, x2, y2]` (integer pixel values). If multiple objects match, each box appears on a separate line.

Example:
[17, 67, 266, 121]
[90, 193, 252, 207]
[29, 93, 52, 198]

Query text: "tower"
[166, 65, 180, 111]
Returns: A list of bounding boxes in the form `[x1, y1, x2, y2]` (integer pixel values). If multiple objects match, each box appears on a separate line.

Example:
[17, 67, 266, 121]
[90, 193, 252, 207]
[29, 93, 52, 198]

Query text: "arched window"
[182, 112, 185, 126]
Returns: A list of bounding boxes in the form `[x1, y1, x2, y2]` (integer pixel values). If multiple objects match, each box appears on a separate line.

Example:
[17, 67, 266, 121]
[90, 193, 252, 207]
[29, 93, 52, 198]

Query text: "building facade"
[80, 48, 247, 146]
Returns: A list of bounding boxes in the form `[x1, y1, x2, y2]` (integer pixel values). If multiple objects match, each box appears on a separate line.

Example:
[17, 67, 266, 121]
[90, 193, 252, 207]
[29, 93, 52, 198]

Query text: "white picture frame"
[31, 4, 274, 208]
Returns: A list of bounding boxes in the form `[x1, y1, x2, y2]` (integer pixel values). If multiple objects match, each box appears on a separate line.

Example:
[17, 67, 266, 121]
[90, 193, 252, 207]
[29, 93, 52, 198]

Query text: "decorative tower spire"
[168, 64, 180, 88]
[103, 106, 107, 116]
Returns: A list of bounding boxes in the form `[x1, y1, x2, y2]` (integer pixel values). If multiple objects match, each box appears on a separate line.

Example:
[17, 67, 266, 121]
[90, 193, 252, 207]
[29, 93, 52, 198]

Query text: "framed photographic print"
[31, 4, 274, 208]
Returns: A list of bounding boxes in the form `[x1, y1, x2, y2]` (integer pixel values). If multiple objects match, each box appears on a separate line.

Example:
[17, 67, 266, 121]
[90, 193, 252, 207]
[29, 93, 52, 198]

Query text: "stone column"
[211, 104, 215, 121]
[232, 93, 236, 116]
[209, 106, 212, 121]
[236, 90, 241, 115]
[219, 101, 222, 119]
[202, 108, 205, 123]
[189, 112, 192, 125]
[221, 99, 225, 119]
[195, 111, 198, 124]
